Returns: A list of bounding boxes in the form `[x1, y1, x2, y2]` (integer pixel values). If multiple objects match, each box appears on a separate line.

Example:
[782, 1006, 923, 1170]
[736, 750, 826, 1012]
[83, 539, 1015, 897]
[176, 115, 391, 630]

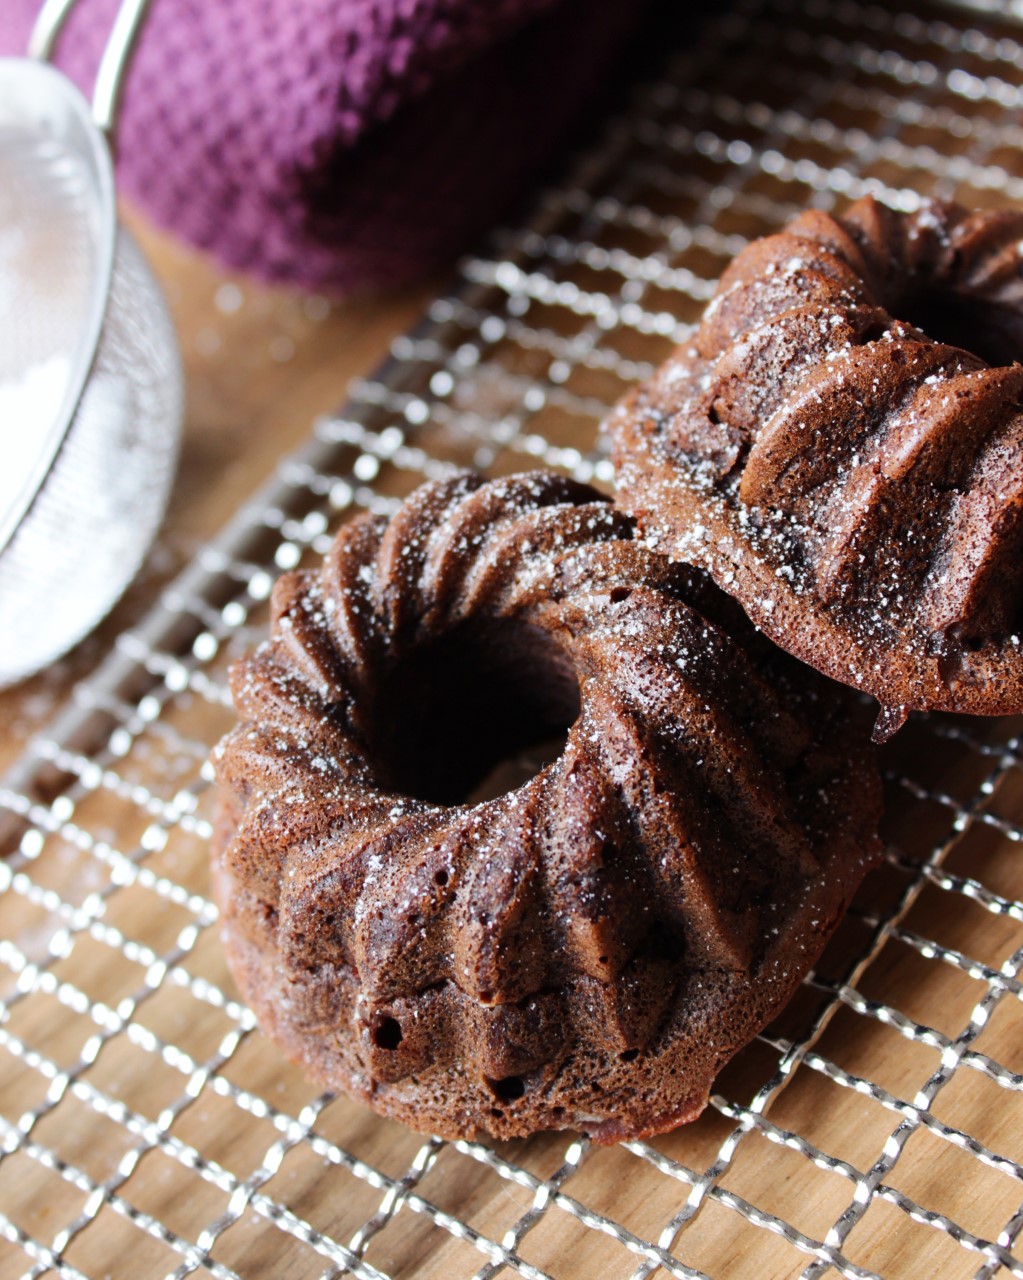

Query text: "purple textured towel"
[3, 0, 640, 293]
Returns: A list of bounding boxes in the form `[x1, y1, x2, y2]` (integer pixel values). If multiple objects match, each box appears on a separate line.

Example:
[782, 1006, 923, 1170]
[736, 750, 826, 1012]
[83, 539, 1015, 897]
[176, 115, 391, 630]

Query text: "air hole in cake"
[619, 1048, 640, 1063]
[486, 1074, 526, 1103]
[891, 288, 1023, 366]
[372, 1016, 403, 1051]
[372, 618, 581, 806]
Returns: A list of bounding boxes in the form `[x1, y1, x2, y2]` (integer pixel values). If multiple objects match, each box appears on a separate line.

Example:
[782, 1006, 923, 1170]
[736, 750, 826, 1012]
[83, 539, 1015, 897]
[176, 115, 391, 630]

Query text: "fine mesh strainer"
[0, 0, 183, 688]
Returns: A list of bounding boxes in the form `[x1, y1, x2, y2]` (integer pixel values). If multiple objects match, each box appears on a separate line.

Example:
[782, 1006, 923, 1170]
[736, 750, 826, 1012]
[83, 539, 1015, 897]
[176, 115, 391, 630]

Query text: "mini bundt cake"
[212, 471, 881, 1142]
[610, 196, 1023, 740]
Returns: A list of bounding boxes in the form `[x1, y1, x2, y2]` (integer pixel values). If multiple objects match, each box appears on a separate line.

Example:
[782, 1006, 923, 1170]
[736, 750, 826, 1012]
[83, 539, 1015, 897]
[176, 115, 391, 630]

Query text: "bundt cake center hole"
[891, 287, 1023, 366]
[371, 619, 581, 806]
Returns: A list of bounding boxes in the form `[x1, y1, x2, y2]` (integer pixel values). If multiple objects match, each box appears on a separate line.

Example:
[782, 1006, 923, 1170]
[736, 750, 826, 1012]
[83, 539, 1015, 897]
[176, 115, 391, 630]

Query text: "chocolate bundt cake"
[212, 471, 881, 1142]
[610, 196, 1023, 739]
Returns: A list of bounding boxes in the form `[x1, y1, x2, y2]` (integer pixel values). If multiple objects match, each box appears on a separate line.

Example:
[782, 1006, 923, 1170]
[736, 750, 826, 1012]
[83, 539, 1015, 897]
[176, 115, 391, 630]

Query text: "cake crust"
[212, 471, 881, 1142]
[610, 197, 1023, 738]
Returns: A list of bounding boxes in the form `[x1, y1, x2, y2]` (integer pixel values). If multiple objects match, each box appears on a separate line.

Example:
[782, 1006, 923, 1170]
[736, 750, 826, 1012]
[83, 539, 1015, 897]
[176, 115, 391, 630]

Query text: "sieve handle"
[27, 0, 153, 135]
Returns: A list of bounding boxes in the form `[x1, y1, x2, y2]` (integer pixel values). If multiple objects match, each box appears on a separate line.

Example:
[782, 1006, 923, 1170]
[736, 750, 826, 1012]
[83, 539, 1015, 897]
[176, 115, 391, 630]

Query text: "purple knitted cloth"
[3, 0, 640, 293]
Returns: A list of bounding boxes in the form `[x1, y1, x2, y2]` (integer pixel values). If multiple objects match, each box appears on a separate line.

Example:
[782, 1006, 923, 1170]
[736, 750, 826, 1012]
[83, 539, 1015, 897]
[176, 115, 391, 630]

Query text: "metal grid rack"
[3, 0, 1023, 1275]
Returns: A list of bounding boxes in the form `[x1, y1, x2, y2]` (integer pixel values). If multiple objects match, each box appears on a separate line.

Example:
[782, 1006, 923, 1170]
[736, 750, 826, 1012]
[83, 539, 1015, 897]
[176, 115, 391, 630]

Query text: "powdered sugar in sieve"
[0, 0, 182, 686]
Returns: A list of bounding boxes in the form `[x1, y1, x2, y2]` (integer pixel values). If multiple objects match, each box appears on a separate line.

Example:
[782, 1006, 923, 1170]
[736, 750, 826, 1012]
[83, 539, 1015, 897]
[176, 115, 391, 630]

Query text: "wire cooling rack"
[4, 0, 1023, 1276]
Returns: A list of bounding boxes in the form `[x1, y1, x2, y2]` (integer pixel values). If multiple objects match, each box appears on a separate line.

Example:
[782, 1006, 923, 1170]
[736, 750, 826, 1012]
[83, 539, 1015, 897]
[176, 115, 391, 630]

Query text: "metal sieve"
[0, 0, 182, 687]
